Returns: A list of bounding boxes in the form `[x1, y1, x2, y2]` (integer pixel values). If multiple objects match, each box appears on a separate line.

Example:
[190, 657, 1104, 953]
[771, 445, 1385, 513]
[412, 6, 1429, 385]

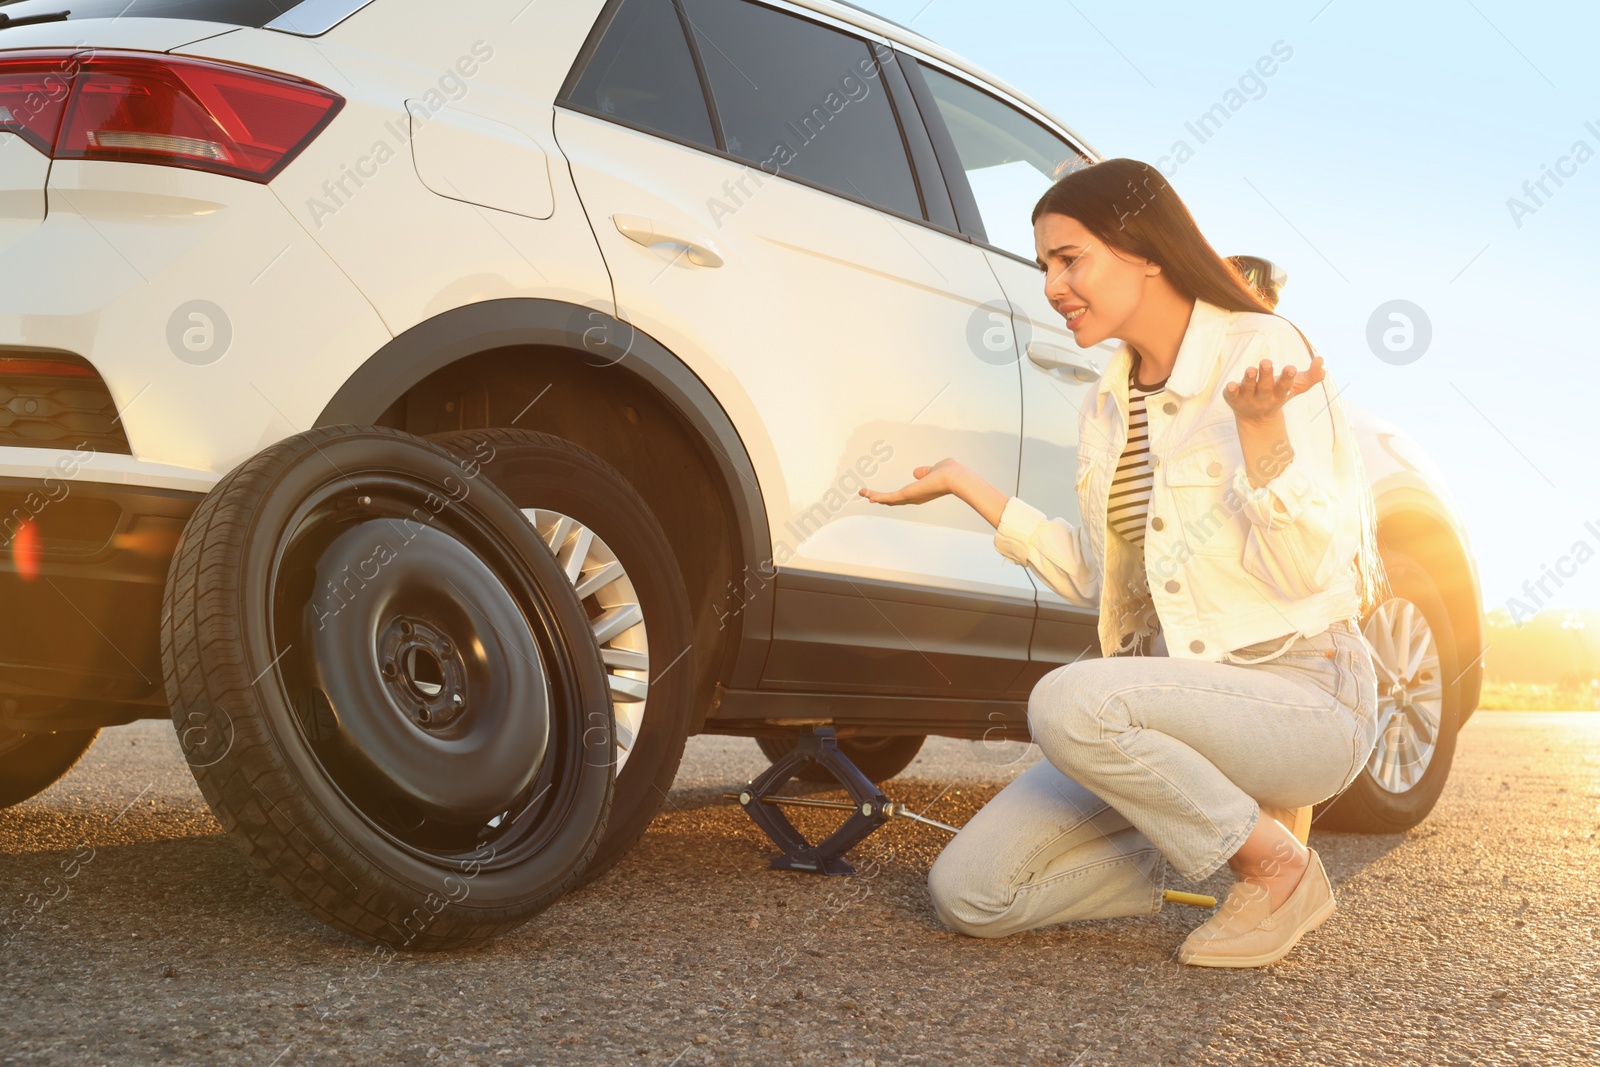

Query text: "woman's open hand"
[859, 458, 968, 506]
[1224, 353, 1325, 423]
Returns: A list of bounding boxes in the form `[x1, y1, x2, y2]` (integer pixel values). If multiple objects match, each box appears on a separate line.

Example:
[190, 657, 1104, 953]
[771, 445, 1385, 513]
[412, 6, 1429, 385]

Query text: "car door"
[901, 55, 1119, 667]
[554, 0, 1034, 697]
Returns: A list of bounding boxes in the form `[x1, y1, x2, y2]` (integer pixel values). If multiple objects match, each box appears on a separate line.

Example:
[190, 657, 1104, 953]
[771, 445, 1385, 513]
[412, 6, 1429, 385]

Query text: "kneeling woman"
[859, 158, 1385, 968]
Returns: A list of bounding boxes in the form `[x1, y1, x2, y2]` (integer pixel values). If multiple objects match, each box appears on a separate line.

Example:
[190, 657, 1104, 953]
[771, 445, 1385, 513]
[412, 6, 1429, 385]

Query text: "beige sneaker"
[1177, 847, 1337, 968]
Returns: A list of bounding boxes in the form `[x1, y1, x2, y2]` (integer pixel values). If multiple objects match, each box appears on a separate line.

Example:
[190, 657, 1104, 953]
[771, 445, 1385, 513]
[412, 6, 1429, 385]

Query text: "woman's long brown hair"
[1034, 157, 1391, 622]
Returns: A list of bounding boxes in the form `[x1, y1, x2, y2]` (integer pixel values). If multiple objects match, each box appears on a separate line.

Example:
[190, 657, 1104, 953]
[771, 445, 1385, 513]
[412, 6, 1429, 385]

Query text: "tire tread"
[162, 426, 612, 949]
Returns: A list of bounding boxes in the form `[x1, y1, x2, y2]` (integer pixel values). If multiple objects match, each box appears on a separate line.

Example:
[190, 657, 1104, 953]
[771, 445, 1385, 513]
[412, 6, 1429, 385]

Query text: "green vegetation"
[1478, 680, 1600, 712]
[1475, 607, 1600, 710]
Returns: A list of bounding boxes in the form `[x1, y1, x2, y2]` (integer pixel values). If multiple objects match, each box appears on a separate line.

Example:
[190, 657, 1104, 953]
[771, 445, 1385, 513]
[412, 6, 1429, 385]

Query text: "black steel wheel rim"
[264, 468, 591, 869]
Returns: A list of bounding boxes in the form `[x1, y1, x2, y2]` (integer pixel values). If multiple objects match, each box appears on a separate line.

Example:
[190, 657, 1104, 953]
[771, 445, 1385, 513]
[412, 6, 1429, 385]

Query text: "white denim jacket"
[993, 298, 1364, 662]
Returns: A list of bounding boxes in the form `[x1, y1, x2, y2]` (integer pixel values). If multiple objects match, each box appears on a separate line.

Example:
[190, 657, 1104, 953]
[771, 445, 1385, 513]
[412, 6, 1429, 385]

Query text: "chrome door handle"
[1026, 342, 1101, 382]
[613, 214, 725, 268]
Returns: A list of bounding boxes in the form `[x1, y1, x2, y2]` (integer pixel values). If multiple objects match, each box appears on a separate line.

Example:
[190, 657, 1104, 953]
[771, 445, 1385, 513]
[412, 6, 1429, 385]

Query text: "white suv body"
[0, 0, 1484, 942]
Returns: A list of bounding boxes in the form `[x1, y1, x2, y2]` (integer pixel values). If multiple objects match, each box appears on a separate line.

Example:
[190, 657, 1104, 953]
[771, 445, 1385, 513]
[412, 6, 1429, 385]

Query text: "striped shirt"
[1109, 353, 1297, 661]
[1107, 352, 1170, 547]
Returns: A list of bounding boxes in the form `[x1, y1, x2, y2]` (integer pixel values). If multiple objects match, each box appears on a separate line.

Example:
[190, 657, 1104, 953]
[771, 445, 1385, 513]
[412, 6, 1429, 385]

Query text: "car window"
[565, 0, 719, 150]
[917, 63, 1087, 261]
[678, 0, 923, 219]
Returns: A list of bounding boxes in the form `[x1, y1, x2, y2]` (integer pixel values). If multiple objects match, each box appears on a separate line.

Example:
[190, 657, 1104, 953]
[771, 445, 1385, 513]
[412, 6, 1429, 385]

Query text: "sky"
[864, 0, 1600, 618]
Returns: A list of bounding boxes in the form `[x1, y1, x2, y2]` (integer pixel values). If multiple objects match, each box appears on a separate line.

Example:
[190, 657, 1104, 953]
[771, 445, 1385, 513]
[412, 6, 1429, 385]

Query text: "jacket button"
[1151, 516, 1164, 531]
[1190, 640, 1205, 653]
[1162, 401, 1178, 415]
[1165, 580, 1180, 593]
[1206, 461, 1223, 477]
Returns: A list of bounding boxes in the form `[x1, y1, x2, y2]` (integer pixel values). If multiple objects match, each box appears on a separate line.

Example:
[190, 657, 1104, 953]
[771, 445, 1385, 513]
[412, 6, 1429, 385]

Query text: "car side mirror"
[1229, 255, 1288, 310]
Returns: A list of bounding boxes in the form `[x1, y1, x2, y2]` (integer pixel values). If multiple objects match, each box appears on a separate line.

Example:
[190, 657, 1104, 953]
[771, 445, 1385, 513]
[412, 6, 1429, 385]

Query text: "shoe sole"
[1176, 894, 1337, 968]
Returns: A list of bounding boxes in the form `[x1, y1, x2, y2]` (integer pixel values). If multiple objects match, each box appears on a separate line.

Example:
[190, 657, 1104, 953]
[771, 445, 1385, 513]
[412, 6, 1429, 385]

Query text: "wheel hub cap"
[379, 616, 468, 730]
[306, 521, 551, 823]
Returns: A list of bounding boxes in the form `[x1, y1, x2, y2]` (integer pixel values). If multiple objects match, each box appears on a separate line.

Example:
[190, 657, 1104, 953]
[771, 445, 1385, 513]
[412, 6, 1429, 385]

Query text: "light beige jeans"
[927, 618, 1379, 937]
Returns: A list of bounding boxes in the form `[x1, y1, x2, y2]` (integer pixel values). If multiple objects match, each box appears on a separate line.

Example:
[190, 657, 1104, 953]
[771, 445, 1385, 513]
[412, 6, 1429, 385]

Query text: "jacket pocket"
[1161, 437, 1247, 557]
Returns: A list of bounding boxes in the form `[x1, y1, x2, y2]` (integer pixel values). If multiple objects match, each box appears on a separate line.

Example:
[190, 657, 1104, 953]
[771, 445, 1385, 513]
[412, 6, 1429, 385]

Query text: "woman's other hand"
[859, 458, 968, 506]
[1224, 353, 1325, 423]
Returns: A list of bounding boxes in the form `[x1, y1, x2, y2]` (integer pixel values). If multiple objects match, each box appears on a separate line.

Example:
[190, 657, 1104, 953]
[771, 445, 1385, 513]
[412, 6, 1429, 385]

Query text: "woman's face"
[1034, 212, 1157, 348]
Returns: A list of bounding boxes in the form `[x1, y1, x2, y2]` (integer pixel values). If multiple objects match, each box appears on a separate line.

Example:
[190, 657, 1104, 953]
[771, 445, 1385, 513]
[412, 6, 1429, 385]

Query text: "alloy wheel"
[1359, 597, 1444, 794]
[522, 508, 650, 777]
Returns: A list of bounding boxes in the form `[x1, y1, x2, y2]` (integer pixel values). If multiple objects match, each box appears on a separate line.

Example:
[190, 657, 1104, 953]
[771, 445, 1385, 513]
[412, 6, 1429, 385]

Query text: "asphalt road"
[3, 711, 1597, 1067]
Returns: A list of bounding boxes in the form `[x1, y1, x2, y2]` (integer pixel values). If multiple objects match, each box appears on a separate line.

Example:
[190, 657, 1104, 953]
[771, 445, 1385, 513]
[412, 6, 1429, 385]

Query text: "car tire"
[428, 428, 696, 891]
[755, 733, 927, 785]
[161, 426, 615, 950]
[0, 727, 100, 809]
[1314, 549, 1460, 833]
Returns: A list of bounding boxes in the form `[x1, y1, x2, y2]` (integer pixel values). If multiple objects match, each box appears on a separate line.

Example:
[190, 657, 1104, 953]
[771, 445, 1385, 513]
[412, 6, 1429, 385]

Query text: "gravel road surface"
[3, 711, 1597, 1066]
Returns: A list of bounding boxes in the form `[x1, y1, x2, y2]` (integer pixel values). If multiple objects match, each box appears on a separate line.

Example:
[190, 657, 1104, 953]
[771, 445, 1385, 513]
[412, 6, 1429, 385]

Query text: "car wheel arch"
[1374, 505, 1484, 723]
[313, 298, 778, 722]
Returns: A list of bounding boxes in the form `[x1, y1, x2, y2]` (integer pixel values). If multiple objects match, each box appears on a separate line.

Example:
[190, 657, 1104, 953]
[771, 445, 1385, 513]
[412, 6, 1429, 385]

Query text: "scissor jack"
[725, 726, 1218, 907]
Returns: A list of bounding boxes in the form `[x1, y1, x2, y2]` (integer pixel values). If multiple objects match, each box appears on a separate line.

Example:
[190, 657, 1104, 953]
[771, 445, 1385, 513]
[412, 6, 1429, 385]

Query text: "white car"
[0, 0, 1484, 948]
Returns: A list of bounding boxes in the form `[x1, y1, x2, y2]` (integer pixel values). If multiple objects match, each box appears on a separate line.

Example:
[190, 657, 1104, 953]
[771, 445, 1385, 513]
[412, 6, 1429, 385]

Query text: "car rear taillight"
[0, 49, 343, 182]
[0, 54, 72, 153]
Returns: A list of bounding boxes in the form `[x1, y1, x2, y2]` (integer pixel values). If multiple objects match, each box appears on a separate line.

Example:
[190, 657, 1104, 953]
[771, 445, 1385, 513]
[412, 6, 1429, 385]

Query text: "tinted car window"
[565, 0, 719, 150]
[918, 63, 1088, 260]
[0, 0, 295, 24]
[679, 0, 923, 219]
